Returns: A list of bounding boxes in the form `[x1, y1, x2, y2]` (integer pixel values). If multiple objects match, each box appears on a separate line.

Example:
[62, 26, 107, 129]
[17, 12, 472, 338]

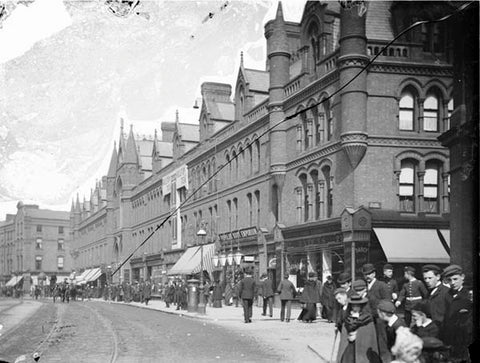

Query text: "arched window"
[301, 112, 309, 149]
[399, 160, 416, 212]
[299, 174, 308, 222]
[322, 166, 333, 218]
[247, 193, 253, 226]
[255, 140, 260, 173]
[399, 92, 415, 130]
[307, 22, 320, 69]
[424, 162, 440, 213]
[446, 99, 454, 130]
[232, 150, 238, 180]
[237, 86, 245, 121]
[423, 95, 439, 131]
[248, 144, 253, 176]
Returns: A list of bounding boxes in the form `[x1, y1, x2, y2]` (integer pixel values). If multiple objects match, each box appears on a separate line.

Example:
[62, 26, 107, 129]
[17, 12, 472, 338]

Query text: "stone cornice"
[368, 62, 453, 77]
[287, 142, 341, 169]
[368, 135, 447, 149]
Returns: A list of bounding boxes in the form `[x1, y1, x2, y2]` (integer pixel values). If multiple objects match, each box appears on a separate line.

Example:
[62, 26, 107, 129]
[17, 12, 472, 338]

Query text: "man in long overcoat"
[261, 273, 274, 317]
[238, 269, 256, 323]
[321, 275, 336, 322]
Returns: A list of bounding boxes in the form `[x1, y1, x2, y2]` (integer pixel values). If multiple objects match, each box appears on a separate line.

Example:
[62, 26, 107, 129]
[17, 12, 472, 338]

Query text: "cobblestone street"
[1, 299, 304, 362]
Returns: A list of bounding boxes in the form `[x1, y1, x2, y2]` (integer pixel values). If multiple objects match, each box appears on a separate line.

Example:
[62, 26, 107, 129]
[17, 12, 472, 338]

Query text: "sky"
[0, 0, 307, 219]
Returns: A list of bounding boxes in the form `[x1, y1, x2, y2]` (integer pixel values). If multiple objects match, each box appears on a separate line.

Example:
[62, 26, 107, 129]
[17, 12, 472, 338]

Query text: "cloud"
[0, 0, 72, 64]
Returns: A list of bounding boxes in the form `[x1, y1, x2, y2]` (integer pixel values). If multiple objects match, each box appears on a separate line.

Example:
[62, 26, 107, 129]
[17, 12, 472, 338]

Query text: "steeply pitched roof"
[107, 142, 118, 178]
[124, 126, 139, 164]
[178, 123, 199, 142]
[155, 140, 173, 158]
[244, 69, 269, 93]
[205, 99, 235, 121]
[365, 1, 394, 41]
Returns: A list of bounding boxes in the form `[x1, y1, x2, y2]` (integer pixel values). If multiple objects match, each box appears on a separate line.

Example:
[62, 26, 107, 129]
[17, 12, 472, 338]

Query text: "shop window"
[399, 92, 414, 130]
[399, 160, 416, 212]
[423, 95, 439, 131]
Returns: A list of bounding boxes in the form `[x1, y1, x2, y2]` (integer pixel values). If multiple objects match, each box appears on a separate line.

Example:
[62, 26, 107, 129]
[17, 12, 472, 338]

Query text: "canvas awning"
[85, 268, 103, 282]
[6, 276, 23, 287]
[168, 243, 216, 276]
[373, 228, 450, 264]
[74, 269, 92, 284]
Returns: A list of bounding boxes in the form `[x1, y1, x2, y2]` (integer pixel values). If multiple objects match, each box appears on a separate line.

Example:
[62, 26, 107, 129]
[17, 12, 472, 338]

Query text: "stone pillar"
[307, 183, 314, 222]
[307, 118, 313, 149]
[417, 171, 425, 213]
[295, 187, 303, 223]
[296, 125, 303, 152]
[441, 172, 450, 213]
[417, 97, 425, 131]
[318, 181, 325, 220]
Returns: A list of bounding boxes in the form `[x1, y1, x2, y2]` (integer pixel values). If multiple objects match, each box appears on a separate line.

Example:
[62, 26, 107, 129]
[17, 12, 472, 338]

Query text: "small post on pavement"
[197, 227, 207, 314]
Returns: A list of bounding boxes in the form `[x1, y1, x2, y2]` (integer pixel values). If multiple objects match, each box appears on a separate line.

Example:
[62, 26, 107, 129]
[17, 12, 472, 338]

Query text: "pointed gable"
[107, 142, 118, 178]
[124, 125, 139, 164]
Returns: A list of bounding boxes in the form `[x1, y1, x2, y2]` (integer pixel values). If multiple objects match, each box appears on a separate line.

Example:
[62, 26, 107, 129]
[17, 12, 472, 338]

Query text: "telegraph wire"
[111, 1, 474, 277]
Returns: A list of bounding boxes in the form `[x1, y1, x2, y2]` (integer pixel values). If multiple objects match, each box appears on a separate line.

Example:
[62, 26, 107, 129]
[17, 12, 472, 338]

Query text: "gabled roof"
[244, 69, 269, 93]
[204, 99, 235, 121]
[107, 142, 117, 178]
[178, 123, 199, 142]
[155, 140, 173, 158]
[124, 126, 139, 164]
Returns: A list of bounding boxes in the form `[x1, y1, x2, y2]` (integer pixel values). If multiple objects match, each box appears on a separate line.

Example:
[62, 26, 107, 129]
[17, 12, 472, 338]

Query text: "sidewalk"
[96, 298, 337, 362]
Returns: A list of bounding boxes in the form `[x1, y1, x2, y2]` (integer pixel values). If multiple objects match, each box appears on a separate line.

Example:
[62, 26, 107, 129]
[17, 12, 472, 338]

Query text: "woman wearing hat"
[337, 294, 381, 363]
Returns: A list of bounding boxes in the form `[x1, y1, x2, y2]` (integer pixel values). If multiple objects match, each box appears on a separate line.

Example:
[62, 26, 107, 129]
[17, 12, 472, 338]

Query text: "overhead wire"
[111, 1, 474, 277]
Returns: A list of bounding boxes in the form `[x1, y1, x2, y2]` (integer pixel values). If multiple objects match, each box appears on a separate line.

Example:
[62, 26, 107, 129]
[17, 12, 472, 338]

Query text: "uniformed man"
[421, 264, 452, 331]
[395, 266, 428, 326]
[380, 263, 399, 301]
[442, 264, 472, 362]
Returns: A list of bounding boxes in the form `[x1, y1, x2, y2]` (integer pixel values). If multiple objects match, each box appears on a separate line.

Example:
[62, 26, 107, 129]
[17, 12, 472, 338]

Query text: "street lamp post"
[197, 228, 207, 314]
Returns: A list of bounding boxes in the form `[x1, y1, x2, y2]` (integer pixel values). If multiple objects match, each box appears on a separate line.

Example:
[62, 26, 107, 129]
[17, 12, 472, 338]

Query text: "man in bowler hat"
[337, 272, 353, 297]
[380, 263, 398, 301]
[238, 268, 256, 323]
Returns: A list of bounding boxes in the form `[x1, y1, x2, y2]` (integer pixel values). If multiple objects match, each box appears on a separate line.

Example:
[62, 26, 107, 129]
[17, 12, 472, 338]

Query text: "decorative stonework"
[340, 132, 368, 168]
[368, 135, 445, 148]
[287, 142, 341, 169]
[369, 63, 453, 77]
[337, 55, 370, 69]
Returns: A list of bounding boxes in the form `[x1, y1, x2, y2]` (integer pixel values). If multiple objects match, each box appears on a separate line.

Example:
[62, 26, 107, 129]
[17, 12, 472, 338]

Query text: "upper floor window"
[423, 95, 439, 132]
[399, 160, 416, 212]
[57, 239, 64, 251]
[35, 238, 43, 250]
[57, 256, 64, 270]
[446, 99, 454, 130]
[399, 93, 414, 130]
[35, 256, 42, 270]
[36, 225, 42, 233]
[424, 163, 439, 213]
[58, 226, 64, 234]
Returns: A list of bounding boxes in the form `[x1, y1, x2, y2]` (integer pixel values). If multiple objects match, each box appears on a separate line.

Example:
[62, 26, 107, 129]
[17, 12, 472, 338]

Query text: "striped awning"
[85, 268, 103, 282]
[6, 276, 23, 287]
[168, 243, 216, 276]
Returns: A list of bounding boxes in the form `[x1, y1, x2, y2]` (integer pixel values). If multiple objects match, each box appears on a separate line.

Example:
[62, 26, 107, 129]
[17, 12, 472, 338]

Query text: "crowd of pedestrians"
[333, 263, 472, 363]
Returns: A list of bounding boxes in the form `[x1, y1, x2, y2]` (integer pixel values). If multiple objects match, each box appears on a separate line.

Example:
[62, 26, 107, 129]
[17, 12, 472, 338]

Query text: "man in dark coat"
[277, 274, 296, 322]
[260, 273, 274, 317]
[395, 266, 428, 326]
[362, 263, 391, 363]
[379, 263, 398, 302]
[299, 272, 322, 322]
[143, 280, 152, 305]
[377, 299, 406, 362]
[441, 264, 472, 362]
[421, 264, 452, 332]
[238, 269, 256, 323]
[320, 275, 336, 322]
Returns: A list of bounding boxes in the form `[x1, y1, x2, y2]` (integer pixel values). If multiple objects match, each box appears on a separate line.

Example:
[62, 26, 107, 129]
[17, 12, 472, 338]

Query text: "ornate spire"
[124, 123, 139, 164]
[240, 51, 244, 67]
[275, 1, 284, 22]
[75, 193, 81, 213]
[107, 141, 118, 178]
[175, 109, 179, 124]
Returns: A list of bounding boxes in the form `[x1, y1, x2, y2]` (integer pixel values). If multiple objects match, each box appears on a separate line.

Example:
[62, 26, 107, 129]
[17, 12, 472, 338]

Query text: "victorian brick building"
[0, 202, 72, 289]
[71, 1, 455, 288]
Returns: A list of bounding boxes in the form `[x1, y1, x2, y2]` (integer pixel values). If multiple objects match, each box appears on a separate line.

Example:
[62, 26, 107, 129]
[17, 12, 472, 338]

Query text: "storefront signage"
[344, 241, 370, 276]
[219, 227, 258, 242]
[244, 256, 255, 262]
